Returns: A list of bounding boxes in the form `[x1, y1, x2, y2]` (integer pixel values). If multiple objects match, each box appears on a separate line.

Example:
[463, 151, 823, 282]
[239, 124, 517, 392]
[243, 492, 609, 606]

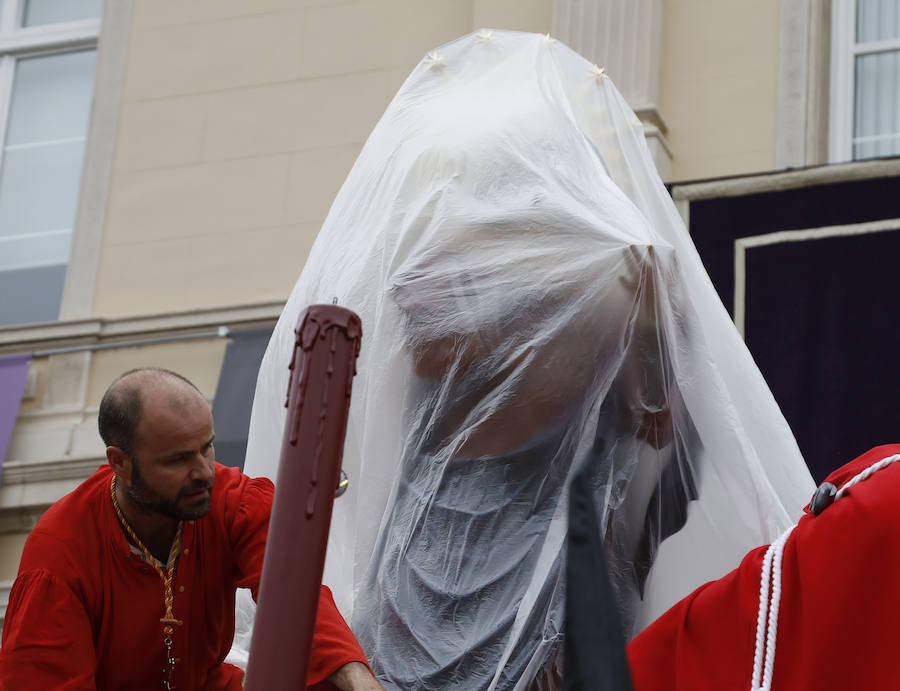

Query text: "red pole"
[244, 304, 362, 690]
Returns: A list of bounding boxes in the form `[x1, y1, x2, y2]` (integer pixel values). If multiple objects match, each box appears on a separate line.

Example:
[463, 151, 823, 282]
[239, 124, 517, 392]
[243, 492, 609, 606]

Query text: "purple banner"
[0, 353, 32, 476]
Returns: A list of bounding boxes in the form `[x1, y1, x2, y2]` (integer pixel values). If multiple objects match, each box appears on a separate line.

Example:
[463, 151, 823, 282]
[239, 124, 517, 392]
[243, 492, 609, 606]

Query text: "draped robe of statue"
[229, 30, 815, 691]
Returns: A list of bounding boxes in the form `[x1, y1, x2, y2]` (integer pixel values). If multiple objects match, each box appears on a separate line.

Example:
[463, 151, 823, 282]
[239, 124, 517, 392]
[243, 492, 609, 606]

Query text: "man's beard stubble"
[128, 458, 213, 521]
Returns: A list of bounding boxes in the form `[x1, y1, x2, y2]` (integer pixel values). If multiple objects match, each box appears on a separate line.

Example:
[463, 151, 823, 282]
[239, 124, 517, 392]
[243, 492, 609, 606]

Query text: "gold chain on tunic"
[110, 475, 184, 690]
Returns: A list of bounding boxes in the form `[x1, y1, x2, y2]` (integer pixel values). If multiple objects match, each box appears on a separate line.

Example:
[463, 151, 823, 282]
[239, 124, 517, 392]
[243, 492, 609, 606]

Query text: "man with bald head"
[0, 368, 383, 691]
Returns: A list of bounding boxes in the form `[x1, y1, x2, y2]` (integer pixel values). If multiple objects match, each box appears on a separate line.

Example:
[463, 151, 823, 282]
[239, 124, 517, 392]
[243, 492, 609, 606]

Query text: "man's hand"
[327, 661, 386, 691]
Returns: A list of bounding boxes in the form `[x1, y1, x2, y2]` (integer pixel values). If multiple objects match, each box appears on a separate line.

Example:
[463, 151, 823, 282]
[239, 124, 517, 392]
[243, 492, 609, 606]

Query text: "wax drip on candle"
[288, 318, 317, 444]
[284, 337, 297, 408]
[307, 326, 337, 517]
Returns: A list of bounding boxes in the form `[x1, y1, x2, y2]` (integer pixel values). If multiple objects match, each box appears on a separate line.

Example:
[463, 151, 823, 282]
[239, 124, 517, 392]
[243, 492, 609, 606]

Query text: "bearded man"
[0, 367, 383, 691]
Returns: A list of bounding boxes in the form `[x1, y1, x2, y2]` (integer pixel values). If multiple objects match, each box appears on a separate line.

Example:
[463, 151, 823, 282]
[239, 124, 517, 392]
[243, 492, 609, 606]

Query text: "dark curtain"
[212, 328, 273, 470]
[688, 171, 900, 481]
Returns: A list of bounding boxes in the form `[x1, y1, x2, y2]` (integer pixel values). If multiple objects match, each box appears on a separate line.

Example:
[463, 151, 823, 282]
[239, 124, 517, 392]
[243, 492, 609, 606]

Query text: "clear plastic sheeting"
[234, 30, 814, 691]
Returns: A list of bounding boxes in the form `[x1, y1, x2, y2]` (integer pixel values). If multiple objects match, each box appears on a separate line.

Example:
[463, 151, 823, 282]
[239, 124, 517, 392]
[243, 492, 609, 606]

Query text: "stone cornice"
[0, 460, 97, 533]
[0, 457, 98, 515]
[0, 301, 284, 355]
[2, 456, 104, 487]
[633, 105, 668, 135]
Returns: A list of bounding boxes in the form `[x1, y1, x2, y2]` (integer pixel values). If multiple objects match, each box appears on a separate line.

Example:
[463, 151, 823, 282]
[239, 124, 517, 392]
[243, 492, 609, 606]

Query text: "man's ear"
[106, 446, 131, 480]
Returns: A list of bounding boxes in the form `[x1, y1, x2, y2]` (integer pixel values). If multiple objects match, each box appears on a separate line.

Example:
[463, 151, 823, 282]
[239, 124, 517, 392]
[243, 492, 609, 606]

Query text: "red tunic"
[0, 463, 367, 690]
[627, 443, 900, 691]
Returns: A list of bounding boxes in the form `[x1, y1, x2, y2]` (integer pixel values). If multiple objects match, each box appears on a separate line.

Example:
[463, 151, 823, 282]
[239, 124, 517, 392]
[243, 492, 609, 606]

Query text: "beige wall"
[94, 0, 785, 314]
[85, 339, 227, 408]
[659, 0, 781, 182]
[92, 0, 552, 320]
[474, 0, 551, 31]
[0, 533, 29, 582]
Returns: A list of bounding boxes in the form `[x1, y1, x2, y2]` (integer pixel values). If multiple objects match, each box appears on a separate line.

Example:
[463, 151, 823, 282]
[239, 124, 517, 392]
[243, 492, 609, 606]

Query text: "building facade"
[1, 0, 898, 624]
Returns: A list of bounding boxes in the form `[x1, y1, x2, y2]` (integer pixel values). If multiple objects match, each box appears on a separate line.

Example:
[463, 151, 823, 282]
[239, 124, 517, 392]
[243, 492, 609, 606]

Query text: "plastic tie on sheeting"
[476, 29, 493, 42]
[591, 64, 607, 82]
[425, 51, 444, 69]
[543, 33, 557, 44]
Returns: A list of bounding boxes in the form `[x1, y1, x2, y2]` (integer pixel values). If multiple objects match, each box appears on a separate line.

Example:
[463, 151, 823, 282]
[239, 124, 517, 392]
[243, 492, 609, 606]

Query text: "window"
[830, 0, 900, 162]
[0, 0, 101, 326]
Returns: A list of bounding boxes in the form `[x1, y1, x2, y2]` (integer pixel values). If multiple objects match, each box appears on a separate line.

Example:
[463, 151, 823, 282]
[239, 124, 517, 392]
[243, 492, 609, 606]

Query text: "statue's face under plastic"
[408, 333, 487, 378]
[391, 232, 651, 375]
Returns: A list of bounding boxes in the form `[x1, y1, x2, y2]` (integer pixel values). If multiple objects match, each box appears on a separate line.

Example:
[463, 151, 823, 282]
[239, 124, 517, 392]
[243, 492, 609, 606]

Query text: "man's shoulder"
[211, 463, 273, 499]
[213, 461, 247, 484]
[209, 462, 274, 523]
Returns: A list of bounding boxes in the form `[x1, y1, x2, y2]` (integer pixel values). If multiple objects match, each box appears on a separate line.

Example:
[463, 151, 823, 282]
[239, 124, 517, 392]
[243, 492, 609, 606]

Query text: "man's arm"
[306, 585, 383, 689]
[226, 468, 381, 688]
[0, 569, 98, 690]
[327, 661, 385, 691]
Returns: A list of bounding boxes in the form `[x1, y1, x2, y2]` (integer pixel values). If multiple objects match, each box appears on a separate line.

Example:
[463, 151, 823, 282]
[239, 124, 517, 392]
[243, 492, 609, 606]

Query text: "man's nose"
[190, 455, 214, 482]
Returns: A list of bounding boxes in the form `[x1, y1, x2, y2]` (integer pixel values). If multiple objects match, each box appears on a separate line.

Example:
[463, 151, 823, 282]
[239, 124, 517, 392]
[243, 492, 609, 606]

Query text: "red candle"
[244, 304, 362, 690]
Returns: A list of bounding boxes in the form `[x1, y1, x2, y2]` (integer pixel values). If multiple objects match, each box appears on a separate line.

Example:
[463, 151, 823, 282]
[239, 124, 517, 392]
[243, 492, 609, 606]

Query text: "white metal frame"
[829, 0, 900, 162]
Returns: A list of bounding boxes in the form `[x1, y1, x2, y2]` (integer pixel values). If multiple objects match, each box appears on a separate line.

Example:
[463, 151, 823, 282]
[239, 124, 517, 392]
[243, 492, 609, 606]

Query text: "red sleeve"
[223, 467, 273, 600]
[626, 546, 764, 691]
[224, 466, 369, 686]
[0, 569, 98, 691]
[306, 586, 369, 688]
[629, 445, 900, 691]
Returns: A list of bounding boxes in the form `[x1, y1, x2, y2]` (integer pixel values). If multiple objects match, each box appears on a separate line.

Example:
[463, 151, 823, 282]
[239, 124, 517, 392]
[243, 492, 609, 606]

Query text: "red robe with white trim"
[627, 444, 900, 691]
[0, 463, 367, 690]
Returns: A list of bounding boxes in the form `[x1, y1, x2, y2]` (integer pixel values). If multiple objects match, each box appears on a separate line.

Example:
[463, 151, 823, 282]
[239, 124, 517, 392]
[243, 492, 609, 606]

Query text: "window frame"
[0, 1, 101, 167]
[0, 0, 101, 327]
[829, 0, 900, 162]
